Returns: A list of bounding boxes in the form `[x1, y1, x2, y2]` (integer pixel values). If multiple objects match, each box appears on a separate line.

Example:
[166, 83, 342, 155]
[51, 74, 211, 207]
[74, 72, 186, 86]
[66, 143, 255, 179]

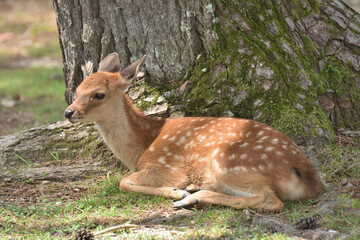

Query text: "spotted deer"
[64, 52, 322, 212]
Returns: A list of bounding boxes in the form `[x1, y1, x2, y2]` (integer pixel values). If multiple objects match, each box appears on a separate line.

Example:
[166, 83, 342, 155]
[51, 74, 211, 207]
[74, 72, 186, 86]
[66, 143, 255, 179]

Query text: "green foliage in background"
[0, 67, 66, 125]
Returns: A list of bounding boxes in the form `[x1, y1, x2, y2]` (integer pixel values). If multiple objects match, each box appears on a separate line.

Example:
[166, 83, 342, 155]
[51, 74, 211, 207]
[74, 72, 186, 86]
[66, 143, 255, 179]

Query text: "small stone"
[4, 178, 11, 182]
[42, 181, 50, 184]
[223, 110, 234, 117]
[128, 87, 145, 100]
[55, 201, 61, 206]
[254, 110, 262, 120]
[263, 81, 272, 90]
[296, 103, 304, 111]
[74, 188, 80, 192]
[164, 91, 172, 98]
[157, 96, 165, 103]
[144, 103, 168, 116]
[254, 99, 264, 107]
[340, 178, 354, 188]
[144, 96, 155, 102]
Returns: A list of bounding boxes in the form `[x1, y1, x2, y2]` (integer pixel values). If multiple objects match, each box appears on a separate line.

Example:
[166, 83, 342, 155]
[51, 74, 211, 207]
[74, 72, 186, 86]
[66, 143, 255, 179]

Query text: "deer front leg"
[119, 170, 190, 200]
[173, 189, 284, 212]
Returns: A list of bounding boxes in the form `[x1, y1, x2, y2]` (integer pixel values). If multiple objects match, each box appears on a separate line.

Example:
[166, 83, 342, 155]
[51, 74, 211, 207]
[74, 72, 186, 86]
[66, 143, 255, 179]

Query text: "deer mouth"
[68, 117, 83, 123]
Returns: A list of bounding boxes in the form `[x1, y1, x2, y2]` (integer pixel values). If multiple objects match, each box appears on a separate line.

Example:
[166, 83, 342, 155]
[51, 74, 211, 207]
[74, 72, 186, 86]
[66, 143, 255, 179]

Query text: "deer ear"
[121, 55, 146, 82]
[98, 52, 121, 73]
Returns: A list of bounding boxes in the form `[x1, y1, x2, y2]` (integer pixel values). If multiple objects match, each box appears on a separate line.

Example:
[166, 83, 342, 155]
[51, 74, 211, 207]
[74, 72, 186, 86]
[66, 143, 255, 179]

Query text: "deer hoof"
[172, 196, 199, 208]
[184, 185, 201, 193]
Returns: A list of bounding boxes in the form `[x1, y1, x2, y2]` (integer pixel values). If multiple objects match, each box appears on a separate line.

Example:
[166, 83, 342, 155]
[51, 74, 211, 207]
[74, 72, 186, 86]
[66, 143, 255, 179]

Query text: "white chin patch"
[69, 118, 82, 123]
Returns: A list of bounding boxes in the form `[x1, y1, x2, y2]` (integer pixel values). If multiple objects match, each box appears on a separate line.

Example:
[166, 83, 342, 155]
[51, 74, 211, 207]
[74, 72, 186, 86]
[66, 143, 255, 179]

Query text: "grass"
[25, 41, 61, 59]
[1, 158, 359, 240]
[0, 66, 66, 127]
[0, 133, 359, 239]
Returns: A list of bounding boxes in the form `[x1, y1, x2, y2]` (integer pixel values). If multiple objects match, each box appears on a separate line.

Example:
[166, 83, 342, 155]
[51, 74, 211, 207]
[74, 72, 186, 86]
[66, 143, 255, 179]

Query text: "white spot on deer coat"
[163, 147, 168, 152]
[197, 135, 206, 143]
[259, 165, 265, 171]
[212, 159, 222, 173]
[276, 151, 284, 156]
[212, 148, 219, 157]
[229, 166, 240, 172]
[265, 146, 275, 152]
[229, 154, 236, 160]
[257, 130, 264, 137]
[257, 135, 269, 143]
[240, 154, 247, 159]
[271, 138, 279, 144]
[254, 145, 263, 150]
[245, 132, 252, 138]
[199, 157, 207, 162]
[149, 146, 155, 152]
[239, 142, 249, 148]
[158, 156, 166, 164]
[174, 155, 184, 161]
[162, 134, 169, 139]
[176, 136, 186, 145]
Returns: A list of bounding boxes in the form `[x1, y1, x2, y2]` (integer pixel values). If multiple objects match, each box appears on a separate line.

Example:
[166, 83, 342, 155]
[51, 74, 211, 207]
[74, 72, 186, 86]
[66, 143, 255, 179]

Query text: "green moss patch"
[176, 0, 337, 141]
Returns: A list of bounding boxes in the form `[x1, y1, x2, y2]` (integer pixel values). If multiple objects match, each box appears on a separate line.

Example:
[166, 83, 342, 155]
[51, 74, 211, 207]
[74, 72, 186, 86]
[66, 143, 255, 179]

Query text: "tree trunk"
[53, 0, 360, 144]
[53, 0, 212, 104]
[0, 121, 116, 181]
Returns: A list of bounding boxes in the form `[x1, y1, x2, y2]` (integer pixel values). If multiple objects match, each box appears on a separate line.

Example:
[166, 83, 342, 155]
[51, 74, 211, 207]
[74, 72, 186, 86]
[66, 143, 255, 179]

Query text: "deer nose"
[64, 109, 75, 119]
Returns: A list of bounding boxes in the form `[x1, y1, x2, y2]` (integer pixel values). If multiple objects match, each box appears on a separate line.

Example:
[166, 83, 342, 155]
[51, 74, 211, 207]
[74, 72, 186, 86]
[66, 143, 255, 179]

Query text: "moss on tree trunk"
[175, 0, 360, 145]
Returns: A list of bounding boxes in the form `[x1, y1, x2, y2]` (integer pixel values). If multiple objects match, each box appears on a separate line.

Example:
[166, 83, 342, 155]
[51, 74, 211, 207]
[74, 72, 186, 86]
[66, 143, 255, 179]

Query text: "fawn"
[64, 52, 322, 212]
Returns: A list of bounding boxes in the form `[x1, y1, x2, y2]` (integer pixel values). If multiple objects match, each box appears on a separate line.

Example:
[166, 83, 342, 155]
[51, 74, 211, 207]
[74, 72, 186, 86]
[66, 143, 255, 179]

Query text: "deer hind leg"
[172, 188, 284, 212]
[119, 169, 190, 200]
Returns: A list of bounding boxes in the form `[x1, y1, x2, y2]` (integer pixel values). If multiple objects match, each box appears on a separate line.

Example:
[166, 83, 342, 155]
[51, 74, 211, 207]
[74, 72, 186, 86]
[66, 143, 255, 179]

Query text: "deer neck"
[95, 94, 165, 172]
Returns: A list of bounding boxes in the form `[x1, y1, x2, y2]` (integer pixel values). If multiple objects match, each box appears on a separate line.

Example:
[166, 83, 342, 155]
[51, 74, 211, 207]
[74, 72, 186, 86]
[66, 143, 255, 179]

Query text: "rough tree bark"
[53, 0, 360, 144]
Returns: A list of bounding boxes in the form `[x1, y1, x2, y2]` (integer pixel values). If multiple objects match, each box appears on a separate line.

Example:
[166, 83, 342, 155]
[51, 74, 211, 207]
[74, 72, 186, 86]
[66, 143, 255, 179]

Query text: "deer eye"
[94, 93, 105, 100]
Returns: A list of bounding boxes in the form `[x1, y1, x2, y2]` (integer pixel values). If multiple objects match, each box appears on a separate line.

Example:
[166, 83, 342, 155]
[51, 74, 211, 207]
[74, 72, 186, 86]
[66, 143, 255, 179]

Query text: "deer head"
[64, 53, 146, 123]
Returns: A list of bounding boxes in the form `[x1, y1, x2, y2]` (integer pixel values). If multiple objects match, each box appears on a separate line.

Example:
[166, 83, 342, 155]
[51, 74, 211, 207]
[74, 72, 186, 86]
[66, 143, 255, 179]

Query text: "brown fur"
[65, 53, 322, 212]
